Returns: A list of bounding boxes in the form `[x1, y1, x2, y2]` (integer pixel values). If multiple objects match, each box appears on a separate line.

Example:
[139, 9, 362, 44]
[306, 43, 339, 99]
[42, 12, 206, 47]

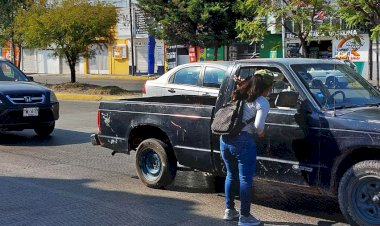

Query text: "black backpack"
[211, 99, 255, 136]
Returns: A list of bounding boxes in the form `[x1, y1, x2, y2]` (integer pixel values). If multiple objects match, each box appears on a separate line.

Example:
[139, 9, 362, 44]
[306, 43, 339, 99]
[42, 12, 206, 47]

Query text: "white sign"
[333, 34, 369, 62]
[117, 8, 131, 38]
[155, 40, 165, 66]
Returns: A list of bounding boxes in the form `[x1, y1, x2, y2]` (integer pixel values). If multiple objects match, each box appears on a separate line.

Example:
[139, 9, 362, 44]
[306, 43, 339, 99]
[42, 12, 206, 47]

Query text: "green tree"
[235, 0, 336, 57]
[0, 0, 34, 67]
[138, 0, 239, 60]
[337, 0, 380, 80]
[14, 0, 117, 82]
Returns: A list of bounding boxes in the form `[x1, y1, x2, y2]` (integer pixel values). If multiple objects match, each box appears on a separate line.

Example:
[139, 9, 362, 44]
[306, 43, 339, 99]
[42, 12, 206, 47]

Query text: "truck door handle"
[202, 93, 210, 96]
[168, 88, 176, 93]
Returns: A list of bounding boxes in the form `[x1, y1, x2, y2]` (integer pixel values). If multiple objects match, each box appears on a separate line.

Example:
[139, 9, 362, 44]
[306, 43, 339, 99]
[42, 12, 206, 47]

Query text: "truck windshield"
[290, 63, 380, 109]
[0, 61, 29, 82]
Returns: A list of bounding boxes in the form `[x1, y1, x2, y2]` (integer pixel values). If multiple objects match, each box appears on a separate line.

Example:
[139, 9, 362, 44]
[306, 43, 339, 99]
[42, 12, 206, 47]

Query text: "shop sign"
[155, 40, 165, 66]
[113, 45, 127, 59]
[166, 46, 177, 71]
[117, 8, 132, 38]
[333, 35, 369, 61]
[135, 6, 149, 37]
[286, 30, 362, 39]
[188, 46, 197, 63]
[286, 43, 300, 58]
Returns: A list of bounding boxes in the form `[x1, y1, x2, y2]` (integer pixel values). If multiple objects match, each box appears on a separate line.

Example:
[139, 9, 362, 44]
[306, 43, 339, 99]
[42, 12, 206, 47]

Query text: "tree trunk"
[369, 30, 373, 80]
[66, 54, 77, 83]
[10, 38, 16, 65]
[17, 45, 22, 68]
[70, 62, 76, 83]
[213, 45, 218, 61]
[300, 38, 308, 58]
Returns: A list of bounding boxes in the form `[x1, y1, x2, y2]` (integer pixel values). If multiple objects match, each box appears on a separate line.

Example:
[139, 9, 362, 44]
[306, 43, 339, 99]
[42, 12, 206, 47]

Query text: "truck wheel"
[135, 138, 177, 189]
[338, 160, 380, 226]
[34, 122, 55, 136]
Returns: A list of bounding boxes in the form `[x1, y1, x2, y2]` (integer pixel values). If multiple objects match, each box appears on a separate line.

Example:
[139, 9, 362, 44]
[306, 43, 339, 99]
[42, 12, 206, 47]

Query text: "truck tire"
[34, 122, 55, 136]
[135, 138, 177, 189]
[338, 160, 380, 226]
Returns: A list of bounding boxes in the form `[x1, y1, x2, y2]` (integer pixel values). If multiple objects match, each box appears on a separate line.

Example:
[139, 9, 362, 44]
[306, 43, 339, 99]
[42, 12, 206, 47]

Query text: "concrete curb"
[84, 74, 157, 80]
[56, 93, 138, 101]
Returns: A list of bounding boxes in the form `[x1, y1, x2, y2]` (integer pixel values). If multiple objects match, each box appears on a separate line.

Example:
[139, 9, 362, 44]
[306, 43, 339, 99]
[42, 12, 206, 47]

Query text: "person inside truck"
[221, 69, 274, 226]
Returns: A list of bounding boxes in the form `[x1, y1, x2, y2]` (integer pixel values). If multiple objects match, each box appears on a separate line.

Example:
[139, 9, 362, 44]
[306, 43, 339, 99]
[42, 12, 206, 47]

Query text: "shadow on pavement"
[251, 182, 347, 224]
[262, 221, 340, 226]
[0, 176, 235, 226]
[0, 128, 91, 146]
[165, 171, 347, 225]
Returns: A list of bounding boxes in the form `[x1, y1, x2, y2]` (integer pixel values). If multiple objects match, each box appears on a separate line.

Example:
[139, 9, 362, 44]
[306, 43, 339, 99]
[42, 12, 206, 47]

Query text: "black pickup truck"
[92, 59, 380, 226]
[0, 59, 59, 136]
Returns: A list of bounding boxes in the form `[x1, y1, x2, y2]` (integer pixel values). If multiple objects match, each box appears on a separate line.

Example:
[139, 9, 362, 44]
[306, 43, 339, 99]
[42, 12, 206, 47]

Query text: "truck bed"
[100, 95, 217, 109]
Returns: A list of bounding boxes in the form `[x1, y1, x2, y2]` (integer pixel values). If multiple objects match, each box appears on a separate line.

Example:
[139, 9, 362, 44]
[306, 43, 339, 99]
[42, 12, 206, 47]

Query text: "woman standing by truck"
[221, 69, 274, 226]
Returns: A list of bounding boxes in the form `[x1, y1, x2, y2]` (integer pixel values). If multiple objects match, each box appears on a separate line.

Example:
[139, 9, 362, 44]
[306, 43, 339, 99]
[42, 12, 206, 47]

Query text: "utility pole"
[281, 1, 286, 58]
[129, 0, 135, 76]
[377, 37, 379, 89]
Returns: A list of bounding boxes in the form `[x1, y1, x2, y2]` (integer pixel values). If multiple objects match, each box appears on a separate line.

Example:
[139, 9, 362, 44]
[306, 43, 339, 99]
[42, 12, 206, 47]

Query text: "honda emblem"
[24, 96, 32, 103]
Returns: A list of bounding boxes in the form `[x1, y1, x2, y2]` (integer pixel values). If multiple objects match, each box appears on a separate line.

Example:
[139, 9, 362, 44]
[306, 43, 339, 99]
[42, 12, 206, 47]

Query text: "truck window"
[291, 63, 380, 109]
[237, 66, 298, 109]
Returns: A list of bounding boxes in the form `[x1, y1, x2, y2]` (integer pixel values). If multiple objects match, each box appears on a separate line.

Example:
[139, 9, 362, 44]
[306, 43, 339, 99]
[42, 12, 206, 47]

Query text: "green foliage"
[14, 0, 117, 82]
[235, 0, 338, 57]
[337, 0, 380, 40]
[15, 0, 117, 60]
[138, 0, 239, 58]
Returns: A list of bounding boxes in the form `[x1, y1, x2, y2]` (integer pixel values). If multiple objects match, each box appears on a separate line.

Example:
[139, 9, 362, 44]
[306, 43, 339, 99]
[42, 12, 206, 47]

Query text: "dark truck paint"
[0, 59, 59, 135]
[92, 59, 380, 226]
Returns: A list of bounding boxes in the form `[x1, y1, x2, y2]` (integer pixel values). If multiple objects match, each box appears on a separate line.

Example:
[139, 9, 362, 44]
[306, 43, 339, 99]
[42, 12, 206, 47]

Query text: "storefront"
[284, 30, 372, 78]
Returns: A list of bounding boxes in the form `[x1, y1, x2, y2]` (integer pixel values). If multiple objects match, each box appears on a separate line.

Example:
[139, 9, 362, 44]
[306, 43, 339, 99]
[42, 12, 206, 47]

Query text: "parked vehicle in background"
[0, 58, 59, 136]
[143, 62, 232, 97]
[93, 59, 380, 226]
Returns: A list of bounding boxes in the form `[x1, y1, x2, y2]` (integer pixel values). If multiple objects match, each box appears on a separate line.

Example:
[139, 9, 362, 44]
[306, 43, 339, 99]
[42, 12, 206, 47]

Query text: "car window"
[0, 61, 28, 82]
[172, 66, 201, 85]
[203, 67, 225, 88]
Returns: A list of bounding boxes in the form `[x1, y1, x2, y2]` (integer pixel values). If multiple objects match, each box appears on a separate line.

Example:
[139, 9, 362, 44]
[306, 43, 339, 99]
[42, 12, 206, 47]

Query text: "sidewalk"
[31, 73, 153, 101]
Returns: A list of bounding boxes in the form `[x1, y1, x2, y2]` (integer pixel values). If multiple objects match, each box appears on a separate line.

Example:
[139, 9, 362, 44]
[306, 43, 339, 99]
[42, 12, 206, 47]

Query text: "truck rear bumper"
[91, 134, 100, 146]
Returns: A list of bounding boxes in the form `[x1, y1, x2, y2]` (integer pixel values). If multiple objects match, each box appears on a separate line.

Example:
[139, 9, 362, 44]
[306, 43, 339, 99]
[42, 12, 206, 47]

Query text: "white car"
[143, 62, 232, 97]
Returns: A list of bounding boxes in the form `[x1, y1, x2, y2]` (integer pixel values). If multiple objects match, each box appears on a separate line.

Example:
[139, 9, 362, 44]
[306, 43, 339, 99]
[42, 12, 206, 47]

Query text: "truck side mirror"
[275, 91, 299, 109]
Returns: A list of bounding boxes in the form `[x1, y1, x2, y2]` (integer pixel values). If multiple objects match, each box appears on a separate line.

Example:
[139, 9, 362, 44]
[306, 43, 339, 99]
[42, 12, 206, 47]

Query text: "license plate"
[23, 107, 39, 117]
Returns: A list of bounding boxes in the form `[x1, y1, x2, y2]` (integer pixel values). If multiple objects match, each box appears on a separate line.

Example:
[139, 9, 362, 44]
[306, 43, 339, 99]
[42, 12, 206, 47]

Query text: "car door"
[199, 66, 226, 97]
[241, 65, 322, 186]
[163, 66, 202, 96]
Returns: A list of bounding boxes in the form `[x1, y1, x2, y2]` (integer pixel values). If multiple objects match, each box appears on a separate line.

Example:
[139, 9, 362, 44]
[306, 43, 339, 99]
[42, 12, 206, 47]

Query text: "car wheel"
[338, 160, 380, 226]
[34, 122, 55, 136]
[135, 138, 177, 188]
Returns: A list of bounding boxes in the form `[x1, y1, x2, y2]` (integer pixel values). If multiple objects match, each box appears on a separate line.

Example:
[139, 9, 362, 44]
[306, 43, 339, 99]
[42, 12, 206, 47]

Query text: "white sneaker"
[223, 208, 240, 221]
[238, 214, 261, 226]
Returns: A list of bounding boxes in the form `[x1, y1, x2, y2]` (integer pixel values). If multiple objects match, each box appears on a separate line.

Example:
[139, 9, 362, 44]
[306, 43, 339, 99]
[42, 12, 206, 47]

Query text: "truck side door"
[247, 65, 321, 186]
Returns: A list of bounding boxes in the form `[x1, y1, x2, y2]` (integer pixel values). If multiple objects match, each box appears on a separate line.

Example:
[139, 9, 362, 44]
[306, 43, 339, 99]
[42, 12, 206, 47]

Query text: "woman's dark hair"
[232, 75, 270, 102]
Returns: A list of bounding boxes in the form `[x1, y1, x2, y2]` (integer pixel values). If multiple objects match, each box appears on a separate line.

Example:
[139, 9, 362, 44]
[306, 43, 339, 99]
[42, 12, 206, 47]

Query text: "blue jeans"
[220, 132, 257, 216]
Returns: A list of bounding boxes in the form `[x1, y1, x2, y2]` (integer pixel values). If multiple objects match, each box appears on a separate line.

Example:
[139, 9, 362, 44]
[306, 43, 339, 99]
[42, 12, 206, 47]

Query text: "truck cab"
[92, 59, 380, 226]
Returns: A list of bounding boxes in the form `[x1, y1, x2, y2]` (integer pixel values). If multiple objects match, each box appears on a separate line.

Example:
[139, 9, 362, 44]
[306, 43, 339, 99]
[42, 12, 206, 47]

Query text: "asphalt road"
[32, 74, 147, 92]
[0, 100, 349, 226]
